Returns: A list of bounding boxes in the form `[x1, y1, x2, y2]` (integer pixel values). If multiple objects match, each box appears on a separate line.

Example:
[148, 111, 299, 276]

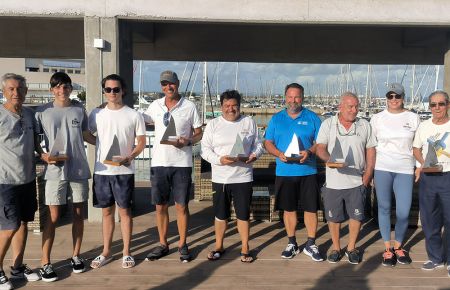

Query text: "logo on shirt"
[328, 210, 333, 218]
[72, 118, 80, 127]
[403, 122, 412, 130]
[298, 121, 308, 125]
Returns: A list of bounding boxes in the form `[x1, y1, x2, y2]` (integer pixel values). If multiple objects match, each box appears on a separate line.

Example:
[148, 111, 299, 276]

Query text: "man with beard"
[264, 83, 323, 262]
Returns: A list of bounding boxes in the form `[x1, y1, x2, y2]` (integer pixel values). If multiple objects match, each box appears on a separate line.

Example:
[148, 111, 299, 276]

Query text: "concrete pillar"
[444, 35, 450, 94]
[84, 16, 133, 222]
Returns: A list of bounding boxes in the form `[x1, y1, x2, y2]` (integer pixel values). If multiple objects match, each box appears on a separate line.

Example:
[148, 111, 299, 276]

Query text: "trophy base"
[160, 138, 179, 145]
[103, 159, 126, 166]
[422, 165, 443, 173]
[228, 156, 249, 162]
[326, 162, 347, 168]
[285, 157, 300, 162]
[48, 155, 69, 162]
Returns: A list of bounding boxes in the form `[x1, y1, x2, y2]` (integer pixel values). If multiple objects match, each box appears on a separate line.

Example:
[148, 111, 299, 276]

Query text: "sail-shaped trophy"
[229, 134, 248, 162]
[421, 143, 443, 172]
[326, 138, 347, 168]
[103, 135, 126, 166]
[284, 133, 305, 162]
[48, 130, 69, 162]
[160, 114, 179, 145]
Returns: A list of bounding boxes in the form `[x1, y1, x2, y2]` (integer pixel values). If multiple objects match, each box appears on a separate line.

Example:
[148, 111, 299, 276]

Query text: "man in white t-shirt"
[143, 71, 202, 262]
[315, 92, 376, 265]
[201, 90, 264, 263]
[88, 74, 146, 270]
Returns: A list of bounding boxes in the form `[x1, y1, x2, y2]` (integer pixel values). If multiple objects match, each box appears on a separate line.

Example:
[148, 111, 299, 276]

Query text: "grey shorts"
[45, 179, 89, 205]
[322, 185, 366, 222]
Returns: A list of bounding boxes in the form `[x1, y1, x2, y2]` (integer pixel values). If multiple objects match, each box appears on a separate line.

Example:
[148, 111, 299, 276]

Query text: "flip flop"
[240, 253, 254, 263]
[207, 250, 225, 261]
[90, 255, 113, 269]
[122, 255, 135, 269]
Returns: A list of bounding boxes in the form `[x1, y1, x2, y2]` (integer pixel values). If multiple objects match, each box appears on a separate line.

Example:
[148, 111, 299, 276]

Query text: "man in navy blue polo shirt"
[264, 83, 323, 262]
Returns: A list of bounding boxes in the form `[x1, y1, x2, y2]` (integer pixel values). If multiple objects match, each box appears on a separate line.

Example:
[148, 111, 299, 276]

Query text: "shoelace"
[383, 250, 394, 259]
[394, 249, 406, 257]
[43, 265, 54, 274]
[0, 272, 7, 283]
[309, 245, 320, 254]
[72, 256, 83, 265]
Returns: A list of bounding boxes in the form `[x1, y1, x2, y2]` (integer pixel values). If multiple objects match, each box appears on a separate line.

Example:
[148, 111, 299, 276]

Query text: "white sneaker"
[0, 271, 13, 290]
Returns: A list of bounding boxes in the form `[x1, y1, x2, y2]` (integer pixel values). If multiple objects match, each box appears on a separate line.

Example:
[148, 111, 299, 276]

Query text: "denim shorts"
[151, 167, 192, 206]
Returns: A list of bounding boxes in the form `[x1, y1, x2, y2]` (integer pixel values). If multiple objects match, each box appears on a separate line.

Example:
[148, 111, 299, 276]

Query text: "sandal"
[122, 255, 135, 269]
[240, 252, 254, 263]
[90, 255, 112, 269]
[207, 250, 225, 261]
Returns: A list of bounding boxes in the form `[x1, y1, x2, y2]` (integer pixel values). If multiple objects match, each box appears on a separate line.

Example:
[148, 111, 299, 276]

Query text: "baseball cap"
[386, 83, 405, 97]
[160, 70, 179, 84]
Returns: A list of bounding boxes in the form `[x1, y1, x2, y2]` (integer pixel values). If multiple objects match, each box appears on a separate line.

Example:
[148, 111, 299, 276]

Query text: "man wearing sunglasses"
[143, 70, 202, 262]
[413, 90, 450, 277]
[35, 72, 95, 281]
[88, 74, 146, 270]
[0, 73, 40, 290]
[315, 92, 376, 265]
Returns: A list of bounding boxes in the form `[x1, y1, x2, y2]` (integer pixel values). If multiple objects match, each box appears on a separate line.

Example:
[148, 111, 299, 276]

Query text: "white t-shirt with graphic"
[413, 118, 450, 172]
[370, 110, 420, 174]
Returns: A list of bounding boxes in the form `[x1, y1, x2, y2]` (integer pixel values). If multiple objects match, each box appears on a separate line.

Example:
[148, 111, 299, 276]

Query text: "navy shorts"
[93, 174, 134, 209]
[0, 180, 37, 231]
[212, 182, 253, 221]
[151, 167, 192, 206]
[275, 174, 320, 212]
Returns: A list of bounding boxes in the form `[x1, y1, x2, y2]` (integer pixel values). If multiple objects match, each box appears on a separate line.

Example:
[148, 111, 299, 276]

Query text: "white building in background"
[0, 58, 85, 103]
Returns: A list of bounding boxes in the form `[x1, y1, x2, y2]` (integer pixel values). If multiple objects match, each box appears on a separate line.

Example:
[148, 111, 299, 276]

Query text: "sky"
[134, 61, 444, 103]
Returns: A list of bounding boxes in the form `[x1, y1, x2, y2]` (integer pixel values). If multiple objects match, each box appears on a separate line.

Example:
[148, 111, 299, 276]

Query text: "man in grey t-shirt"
[0, 73, 40, 289]
[36, 72, 95, 282]
[315, 92, 376, 265]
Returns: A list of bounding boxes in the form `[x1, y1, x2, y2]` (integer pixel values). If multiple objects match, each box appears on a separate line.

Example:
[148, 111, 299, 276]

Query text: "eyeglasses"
[386, 94, 402, 100]
[336, 122, 357, 136]
[103, 87, 121, 93]
[429, 102, 447, 108]
[163, 111, 171, 126]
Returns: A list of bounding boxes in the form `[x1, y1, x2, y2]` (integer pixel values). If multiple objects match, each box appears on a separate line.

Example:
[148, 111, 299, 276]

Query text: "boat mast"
[203, 61, 207, 124]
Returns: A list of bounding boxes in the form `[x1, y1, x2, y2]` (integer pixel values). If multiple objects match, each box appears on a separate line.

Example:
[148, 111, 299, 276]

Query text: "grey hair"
[428, 90, 449, 103]
[1, 73, 27, 89]
[340, 91, 359, 103]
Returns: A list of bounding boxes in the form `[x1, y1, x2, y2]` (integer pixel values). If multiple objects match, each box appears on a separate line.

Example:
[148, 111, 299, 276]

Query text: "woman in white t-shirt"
[370, 83, 420, 267]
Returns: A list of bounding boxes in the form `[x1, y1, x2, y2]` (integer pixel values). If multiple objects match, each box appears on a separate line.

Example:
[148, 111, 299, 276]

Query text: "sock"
[288, 236, 297, 246]
[306, 237, 316, 247]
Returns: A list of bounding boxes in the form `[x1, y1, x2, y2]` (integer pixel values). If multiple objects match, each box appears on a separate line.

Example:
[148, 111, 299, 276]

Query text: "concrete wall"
[1, 0, 450, 25]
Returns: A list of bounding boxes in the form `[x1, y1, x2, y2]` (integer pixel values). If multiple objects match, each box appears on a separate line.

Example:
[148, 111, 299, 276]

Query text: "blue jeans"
[374, 170, 413, 244]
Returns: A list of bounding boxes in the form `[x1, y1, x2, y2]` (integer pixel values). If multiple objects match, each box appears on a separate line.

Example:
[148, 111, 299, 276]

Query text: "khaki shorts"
[45, 179, 89, 205]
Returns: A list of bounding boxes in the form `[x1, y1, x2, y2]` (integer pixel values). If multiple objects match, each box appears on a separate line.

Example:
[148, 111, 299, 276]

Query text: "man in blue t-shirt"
[264, 83, 323, 262]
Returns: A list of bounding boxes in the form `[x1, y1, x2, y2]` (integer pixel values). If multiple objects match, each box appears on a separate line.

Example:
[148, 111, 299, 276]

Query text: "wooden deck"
[5, 186, 450, 290]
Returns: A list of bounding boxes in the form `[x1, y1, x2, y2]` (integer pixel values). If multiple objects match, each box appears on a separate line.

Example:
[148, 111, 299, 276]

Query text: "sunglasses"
[429, 102, 447, 108]
[386, 94, 402, 100]
[163, 111, 171, 126]
[103, 87, 121, 93]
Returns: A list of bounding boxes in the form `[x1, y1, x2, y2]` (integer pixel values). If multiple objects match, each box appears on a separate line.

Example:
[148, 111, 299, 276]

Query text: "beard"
[286, 102, 301, 113]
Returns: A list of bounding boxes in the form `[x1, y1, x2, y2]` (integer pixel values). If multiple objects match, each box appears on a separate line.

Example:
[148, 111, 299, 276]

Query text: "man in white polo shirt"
[143, 70, 202, 262]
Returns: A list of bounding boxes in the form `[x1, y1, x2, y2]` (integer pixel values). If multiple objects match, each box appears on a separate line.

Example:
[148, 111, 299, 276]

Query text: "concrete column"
[444, 38, 450, 94]
[85, 16, 130, 222]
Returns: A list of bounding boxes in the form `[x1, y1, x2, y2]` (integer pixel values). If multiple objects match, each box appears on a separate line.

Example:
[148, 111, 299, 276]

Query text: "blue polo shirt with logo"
[265, 108, 321, 176]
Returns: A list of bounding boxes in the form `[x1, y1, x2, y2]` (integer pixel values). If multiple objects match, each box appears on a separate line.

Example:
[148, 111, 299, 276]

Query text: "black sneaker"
[345, 249, 361, 265]
[70, 256, 86, 273]
[0, 271, 13, 290]
[393, 248, 412, 265]
[382, 249, 396, 267]
[179, 244, 192, 263]
[146, 244, 169, 261]
[10, 264, 40, 281]
[281, 243, 299, 259]
[327, 250, 342, 263]
[39, 263, 58, 282]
